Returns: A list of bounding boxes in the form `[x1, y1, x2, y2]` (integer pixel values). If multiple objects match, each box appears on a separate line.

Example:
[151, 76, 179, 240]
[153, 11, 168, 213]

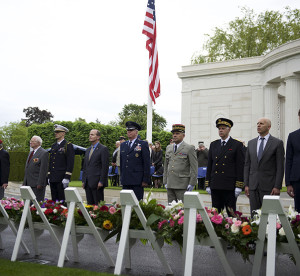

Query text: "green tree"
[0, 121, 28, 151]
[23, 106, 54, 126]
[114, 104, 167, 132]
[192, 6, 300, 64]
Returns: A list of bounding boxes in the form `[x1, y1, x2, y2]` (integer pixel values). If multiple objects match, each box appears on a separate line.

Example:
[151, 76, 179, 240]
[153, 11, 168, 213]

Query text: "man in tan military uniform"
[163, 124, 198, 203]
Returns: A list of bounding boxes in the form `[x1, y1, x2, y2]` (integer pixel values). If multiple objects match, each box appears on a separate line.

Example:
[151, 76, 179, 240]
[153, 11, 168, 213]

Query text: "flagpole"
[146, 92, 152, 143]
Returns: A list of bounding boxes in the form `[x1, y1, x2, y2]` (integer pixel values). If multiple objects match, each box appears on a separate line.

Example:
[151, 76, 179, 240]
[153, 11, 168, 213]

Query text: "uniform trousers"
[167, 188, 186, 204]
[50, 181, 65, 201]
[291, 181, 300, 212]
[84, 181, 104, 205]
[0, 186, 4, 199]
[122, 185, 144, 201]
[211, 189, 236, 216]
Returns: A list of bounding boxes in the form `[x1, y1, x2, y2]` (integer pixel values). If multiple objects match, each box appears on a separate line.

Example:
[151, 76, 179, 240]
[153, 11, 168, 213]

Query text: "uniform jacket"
[120, 139, 150, 186]
[48, 140, 75, 182]
[244, 135, 285, 191]
[0, 148, 10, 185]
[23, 147, 48, 187]
[206, 137, 244, 190]
[82, 143, 109, 189]
[163, 141, 198, 189]
[286, 129, 300, 185]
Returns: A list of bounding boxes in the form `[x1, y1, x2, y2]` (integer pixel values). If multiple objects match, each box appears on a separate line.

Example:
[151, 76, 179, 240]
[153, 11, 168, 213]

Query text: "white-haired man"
[23, 136, 49, 202]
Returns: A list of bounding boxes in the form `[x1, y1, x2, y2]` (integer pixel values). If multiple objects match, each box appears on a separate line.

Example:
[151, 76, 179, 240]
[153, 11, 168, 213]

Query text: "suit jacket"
[120, 139, 150, 186]
[244, 135, 285, 192]
[23, 147, 48, 187]
[48, 140, 75, 182]
[205, 137, 244, 190]
[0, 148, 10, 185]
[285, 128, 300, 185]
[82, 143, 109, 189]
[163, 141, 198, 189]
[196, 148, 208, 167]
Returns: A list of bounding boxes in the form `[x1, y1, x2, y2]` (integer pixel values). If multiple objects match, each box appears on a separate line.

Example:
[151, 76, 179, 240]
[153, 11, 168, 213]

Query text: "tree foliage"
[23, 106, 54, 126]
[192, 6, 300, 64]
[114, 104, 167, 132]
[0, 122, 28, 151]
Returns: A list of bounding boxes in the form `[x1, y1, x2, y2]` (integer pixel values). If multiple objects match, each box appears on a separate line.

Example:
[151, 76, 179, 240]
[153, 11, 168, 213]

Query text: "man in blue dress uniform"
[0, 139, 10, 199]
[48, 124, 75, 201]
[120, 121, 150, 201]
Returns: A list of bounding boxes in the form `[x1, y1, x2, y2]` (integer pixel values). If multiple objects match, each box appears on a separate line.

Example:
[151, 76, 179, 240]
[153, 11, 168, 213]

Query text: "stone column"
[181, 79, 192, 144]
[264, 84, 279, 138]
[251, 85, 264, 138]
[284, 75, 300, 136]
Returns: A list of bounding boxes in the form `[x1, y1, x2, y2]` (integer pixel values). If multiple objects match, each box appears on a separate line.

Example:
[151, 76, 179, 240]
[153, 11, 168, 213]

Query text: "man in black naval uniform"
[120, 121, 150, 201]
[205, 118, 244, 215]
[0, 139, 10, 199]
[48, 124, 75, 201]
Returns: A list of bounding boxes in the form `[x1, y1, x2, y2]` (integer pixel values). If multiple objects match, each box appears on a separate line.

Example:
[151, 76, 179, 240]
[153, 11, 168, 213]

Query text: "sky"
[0, 0, 299, 130]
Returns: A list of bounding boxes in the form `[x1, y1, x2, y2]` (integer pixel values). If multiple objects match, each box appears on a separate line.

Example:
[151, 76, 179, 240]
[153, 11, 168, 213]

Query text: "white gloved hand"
[206, 187, 211, 194]
[62, 178, 70, 189]
[164, 184, 167, 189]
[187, 185, 194, 191]
[235, 188, 242, 198]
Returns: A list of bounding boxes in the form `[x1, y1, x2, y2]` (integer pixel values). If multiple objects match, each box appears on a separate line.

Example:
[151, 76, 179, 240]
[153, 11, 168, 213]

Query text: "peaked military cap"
[171, 124, 185, 133]
[125, 121, 141, 131]
[54, 124, 69, 132]
[216, 118, 233, 128]
[119, 136, 126, 141]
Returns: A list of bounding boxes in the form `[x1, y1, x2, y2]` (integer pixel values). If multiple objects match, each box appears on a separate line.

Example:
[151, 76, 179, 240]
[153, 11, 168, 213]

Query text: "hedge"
[8, 152, 82, 182]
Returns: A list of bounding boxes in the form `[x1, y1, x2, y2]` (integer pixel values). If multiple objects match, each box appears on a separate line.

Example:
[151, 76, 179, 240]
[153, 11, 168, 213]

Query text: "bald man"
[244, 118, 285, 215]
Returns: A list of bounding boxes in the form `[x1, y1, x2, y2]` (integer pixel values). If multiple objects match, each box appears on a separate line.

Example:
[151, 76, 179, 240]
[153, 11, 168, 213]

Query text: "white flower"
[53, 209, 57, 214]
[279, 227, 285, 236]
[288, 205, 298, 219]
[231, 224, 239, 233]
[297, 234, 300, 239]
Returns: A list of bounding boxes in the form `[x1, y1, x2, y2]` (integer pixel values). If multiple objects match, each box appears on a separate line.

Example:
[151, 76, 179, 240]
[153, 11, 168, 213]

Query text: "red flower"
[157, 204, 165, 209]
[100, 205, 109, 212]
[229, 149, 232, 151]
[30, 207, 37, 211]
[242, 225, 252, 235]
[44, 209, 53, 215]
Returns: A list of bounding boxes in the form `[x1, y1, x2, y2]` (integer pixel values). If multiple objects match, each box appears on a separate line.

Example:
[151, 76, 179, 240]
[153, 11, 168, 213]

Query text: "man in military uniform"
[205, 118, 244, 215]
[0, 139, 10, 199]
[163, 124, 198, 203]
[48, 124, 75, 201]
[120, 122, 150, 201]
[116, 136, 126, 186]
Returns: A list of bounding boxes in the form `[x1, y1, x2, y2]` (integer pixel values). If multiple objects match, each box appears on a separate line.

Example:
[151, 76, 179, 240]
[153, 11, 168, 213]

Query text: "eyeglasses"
[54, 131, 64, 133]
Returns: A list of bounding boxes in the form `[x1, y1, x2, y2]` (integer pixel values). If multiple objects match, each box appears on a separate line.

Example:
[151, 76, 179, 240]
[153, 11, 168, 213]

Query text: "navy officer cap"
[54, 124, 69, 132]
[125, 121, 141, 131]
[216, 118, 233, 128]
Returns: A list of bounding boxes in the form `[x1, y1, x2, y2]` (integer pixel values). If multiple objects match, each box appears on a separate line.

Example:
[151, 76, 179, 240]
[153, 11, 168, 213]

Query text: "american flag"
[142, 0, 160, 104]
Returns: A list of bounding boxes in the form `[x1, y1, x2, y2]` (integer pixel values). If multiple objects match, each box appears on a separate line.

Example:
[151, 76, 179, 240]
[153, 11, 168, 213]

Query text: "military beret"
[125, 121, 141, 131]
[216, 118, 233, 128]
[54, 124, 69, 132]
[171, 124, 185, 133]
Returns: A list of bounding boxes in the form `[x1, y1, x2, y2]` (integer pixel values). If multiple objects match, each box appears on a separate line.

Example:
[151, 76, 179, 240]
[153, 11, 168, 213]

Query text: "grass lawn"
[0, 258, 119, 276]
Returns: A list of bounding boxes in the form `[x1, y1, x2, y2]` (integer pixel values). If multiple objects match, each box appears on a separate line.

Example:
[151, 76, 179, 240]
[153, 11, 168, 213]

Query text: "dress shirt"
[174, 140, 183, 152]
[256, 133, 270, 155]
[220, 136, 230, 146]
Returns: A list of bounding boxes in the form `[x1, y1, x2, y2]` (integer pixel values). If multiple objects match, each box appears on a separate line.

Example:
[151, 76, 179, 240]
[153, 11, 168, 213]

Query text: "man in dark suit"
[205, 118, 244, 215]
[0, 139, 10, 199]
[120, 121, 150, 201]
[23, 136, 48, 202]
[286, 109, 300, 212]
[82, 129, 109, 205]
[48, 124, 75, 201]
[244, 118, 285, 214]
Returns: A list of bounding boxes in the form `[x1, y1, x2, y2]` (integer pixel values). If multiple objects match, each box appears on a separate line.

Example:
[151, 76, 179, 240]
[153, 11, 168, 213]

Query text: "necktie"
[174, 145, 177, 153]
[128, 141, 132, 148]
[89, 146, 94, 161]
[221, 141, 226, 147]
[257, 137, 265, 162]
[27, 151, 34, 164]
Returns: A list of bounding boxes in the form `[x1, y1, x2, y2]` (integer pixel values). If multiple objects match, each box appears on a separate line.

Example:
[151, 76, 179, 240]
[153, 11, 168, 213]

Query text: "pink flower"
[158, 220, 168, 229]
[93, 205, 99, 211]
[211, 214, 223, 224]
[196, 214, 202, 223]
[169, 220, 175, 227]
[109, 206, 116, 214]
[178, 216, 184, 225]
[178, 210, 184, 217]
[225, 217, 233, 224]
[234, 220, 242, 227]
[225, 223, 230, 229]
[276, 222, 281, 229]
